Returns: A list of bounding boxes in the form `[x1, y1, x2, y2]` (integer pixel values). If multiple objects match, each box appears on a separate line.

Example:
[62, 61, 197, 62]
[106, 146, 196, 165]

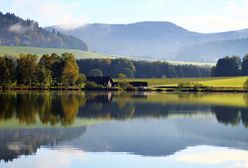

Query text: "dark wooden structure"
[129, 82, 148, 88]
[113, 81, 148, 88]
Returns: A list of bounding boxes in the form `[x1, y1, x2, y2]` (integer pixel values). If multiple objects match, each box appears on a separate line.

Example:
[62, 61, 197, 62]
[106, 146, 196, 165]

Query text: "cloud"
[176, 146, 248, 167]
[171, 0, 248, 33]
[174, 15, 248, 33]
[8, 0, 87, 29]
[9, 21, 37, 34]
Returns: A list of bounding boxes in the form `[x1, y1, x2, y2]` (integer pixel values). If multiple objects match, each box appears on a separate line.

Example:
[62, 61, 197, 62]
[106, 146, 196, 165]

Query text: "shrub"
[243, 79, 248, 90]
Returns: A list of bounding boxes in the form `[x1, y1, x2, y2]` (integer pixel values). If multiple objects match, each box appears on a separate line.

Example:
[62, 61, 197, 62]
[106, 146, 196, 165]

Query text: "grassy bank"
[124, 76, 248, 88]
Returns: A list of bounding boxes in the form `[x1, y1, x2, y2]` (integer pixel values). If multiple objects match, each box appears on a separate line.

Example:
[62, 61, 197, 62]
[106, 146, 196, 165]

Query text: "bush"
[178, 82, 203, 89]
[85, 81, 98, 89]
[243, 79, 248, 90]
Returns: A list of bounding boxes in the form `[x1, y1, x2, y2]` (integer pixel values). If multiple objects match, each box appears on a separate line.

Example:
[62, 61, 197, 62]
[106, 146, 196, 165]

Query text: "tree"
[4, 56, 16, 84]
[0, 57, 9, 85]
[213, 56, 241, 77]
[75, 74, 86, 86]
[122, 68, 134, 78]
[89, 69, 103, 77]
[36, 65, 51, 86]
[16, 54, 38, 86]
[50, 53, 64, 85]
[242, 54, 248, 76]
[62, 61, 79, 86]
[244, 79, 248, 90]
[118, 73, 132, 90]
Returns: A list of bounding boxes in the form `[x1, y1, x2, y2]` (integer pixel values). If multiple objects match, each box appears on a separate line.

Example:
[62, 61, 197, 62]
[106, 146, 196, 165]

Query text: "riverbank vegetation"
[0, 53, 84, 87]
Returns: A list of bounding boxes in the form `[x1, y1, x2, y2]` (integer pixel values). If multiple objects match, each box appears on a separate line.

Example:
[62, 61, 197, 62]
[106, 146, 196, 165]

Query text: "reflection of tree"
[0, 92, 86, 126]
[2, 92, 248, 128]
[211, 106, 240, 126]
[241, 109, 248, 128]
[78, 92, 136, 120]
[0, 93, 16, 120]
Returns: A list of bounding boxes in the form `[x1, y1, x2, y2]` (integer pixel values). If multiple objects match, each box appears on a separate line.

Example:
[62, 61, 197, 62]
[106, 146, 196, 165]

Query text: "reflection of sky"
[1, 146, 248, 168]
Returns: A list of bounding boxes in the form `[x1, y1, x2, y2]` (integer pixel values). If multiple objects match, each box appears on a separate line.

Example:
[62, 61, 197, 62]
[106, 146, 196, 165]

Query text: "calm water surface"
[0, 91, 248, 168]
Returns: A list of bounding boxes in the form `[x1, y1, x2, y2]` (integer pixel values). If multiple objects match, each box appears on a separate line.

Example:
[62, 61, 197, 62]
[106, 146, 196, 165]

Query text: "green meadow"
[0, 46, 214, 66]
[0, 46, 114, 59]
[127, 76, 248, 88]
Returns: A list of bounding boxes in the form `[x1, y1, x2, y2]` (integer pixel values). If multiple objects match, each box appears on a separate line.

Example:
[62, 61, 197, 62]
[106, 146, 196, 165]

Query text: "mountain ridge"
[47, 21, 248, 62]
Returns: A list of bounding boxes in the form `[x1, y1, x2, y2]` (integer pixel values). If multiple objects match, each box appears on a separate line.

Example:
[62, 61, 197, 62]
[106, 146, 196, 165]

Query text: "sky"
[0, 0, 248, 33]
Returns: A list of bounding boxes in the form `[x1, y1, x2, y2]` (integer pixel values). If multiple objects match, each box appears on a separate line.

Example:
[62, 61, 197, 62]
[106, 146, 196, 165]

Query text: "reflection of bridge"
[0, 127, 86, 162]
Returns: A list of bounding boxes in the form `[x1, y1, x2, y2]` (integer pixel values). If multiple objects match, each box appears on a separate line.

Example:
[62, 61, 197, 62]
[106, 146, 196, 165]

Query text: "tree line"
[77, 59, 211, 78]
[0, 53, 212, 86]
[0, 53, 84, 86]
[212, 55, 248, 77]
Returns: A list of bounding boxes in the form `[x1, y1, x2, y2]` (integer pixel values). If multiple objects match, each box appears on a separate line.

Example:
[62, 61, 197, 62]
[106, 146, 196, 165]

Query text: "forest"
[0, 12, 88, 51]
[212, 55, 248, 77]
[77, 59, 211, 78]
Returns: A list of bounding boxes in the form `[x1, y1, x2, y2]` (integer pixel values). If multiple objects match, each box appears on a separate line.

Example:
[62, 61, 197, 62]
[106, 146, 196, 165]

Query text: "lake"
[0, 91, 248, 168]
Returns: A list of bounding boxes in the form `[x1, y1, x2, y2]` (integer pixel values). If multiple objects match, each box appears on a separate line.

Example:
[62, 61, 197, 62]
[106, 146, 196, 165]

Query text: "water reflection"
[1, 92, 248, 165]
[1, 92, 248, 127]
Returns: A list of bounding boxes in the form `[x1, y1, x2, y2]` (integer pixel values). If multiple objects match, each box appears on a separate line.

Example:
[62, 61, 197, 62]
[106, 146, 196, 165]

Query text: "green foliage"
[212, 56, 241, 77]
[118, 73, 134, 90]
[178, 82, 203, 88]
[0, 57, 9, 85]
[0, 52, 85, 87]
[77, 59, 210, 78]
[75, 74, 86, 86]
[243, 79, 248, 90]
[62, 61, 79, 86]
[122, 68, 134, 78]
[242, 54, 248, 76]
[85, 81, 103, 89]
[36, 65, 51, 86]
[17, 54, 38, 86]
[0, 56, 16, 85]
[89, 69, 103, 77]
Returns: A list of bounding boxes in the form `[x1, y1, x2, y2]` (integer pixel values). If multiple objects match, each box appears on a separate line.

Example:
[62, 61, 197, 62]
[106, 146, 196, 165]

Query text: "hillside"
[0, 46, 214, 67]
[47, 22, 199, 59]
[0, 12, 88, 51]
[176, 38, 248, 62]
[47, 22, 248, 62]
[0, 46, 112, 59]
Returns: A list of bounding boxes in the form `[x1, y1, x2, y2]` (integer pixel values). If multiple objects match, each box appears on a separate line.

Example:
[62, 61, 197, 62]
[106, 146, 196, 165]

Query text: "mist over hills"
[47, 22, 248, 62]
[0, 12, 88, 51]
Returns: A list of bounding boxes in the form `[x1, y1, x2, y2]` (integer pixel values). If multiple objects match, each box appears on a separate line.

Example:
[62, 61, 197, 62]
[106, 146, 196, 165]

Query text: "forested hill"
[0, 12, 88, 51]
[48, 21, 248, 62]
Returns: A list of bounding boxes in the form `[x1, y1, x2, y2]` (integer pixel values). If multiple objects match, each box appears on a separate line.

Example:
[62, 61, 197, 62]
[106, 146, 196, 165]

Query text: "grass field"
[0, 46, 114, 59]
[0, 46, 214, 66]
[126, 76, 248, 88]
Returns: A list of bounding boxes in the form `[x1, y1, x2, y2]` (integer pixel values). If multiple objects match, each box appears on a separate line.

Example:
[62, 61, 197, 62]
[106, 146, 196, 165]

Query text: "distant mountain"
[0, 12, 88, 51]
[176, 38, 248, 62]
[47, 22, 248, 62]
[47, 22, 198, 59]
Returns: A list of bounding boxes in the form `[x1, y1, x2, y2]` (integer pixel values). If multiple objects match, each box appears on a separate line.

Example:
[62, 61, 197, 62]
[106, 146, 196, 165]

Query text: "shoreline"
[1, 86, 248, 93]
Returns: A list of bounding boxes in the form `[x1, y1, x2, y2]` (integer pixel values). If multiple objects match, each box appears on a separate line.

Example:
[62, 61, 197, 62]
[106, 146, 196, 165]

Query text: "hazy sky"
[0, 0, 248, 33]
